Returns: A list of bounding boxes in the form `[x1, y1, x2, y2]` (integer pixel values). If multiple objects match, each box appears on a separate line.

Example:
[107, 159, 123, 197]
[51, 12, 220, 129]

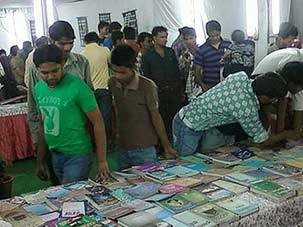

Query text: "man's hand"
[96, 161, 110, 179]
[163, 146, 178, 160]
[199, 82, 208, 92]
[36, 161, 48, 181]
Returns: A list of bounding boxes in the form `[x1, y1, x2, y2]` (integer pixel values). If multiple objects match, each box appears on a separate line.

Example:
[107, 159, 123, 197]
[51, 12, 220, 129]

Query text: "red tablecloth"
[0, 103, 34, 162]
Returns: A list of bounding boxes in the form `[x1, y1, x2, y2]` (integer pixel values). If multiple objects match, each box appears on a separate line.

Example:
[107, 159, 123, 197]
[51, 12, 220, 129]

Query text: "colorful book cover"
[103, 206, 134, 219]
[145, 206, 173, 220]
[61, 201, 85, 218]
[122, 199, 154, 212]
[1, 208, 45, 227]
[158, 194, 196, 214]
[196, 152, 241, 165]
[23, 202, 56, 216]
[191, 203, 239, 224]
[224, 172, 261, 186]
[212, 180, 248, 194]
[263, 163, 302, 177]
[124, 182, 161, 199]
[216, 197, 259, 217]
[46, 187, 70, 199]
[111, 189, 134, 202]
[167, 177, 203, 188]
[184, 163, 208, 172]
[159, 184, 187, 194]
[241, 158, 272, 168]
[145, 170, 177, 181]
[164, 165, 200, 177]
[173, 210, 216, 227]
[243, 168, 281, 180]
[86, 190, 120, 211]
[145, 193, 175, 202]
[194, 184, 220, 194]
[132, 163, 162, 172]
[274, 178, 303, 195]
[231, 148, 255, 160]
[179, 190, 209, 205]
[206, 189, 234, 202]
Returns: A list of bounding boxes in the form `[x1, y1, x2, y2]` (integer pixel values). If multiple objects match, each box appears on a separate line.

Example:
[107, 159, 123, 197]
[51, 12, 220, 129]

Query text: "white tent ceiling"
[0, 0, 84, 8]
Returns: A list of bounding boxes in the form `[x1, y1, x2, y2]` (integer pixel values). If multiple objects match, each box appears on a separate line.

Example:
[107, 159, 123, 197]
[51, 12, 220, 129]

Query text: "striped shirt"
[194, 38, 231, 86]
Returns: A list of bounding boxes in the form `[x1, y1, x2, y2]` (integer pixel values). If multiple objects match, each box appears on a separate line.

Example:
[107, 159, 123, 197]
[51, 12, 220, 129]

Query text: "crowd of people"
[1, 18, 302, 186]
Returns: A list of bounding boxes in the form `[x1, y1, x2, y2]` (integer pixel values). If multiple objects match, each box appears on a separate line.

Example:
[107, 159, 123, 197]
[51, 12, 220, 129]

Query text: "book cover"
[111, 189, 134, 202]
[163, 217, 189, 227]
[224, 172, 261, 187]
[159, 184, 187, 194]
[284, 158, 303, 169]
[216, 197, 259, 217]
[61, 201, 85, 218]
[132, 163, 162, 172]
[184, 163, 208, 172]
[164, 165, 200, 177]
[231, 148, 255, 160]
[23, 202, 56, 216]
[194, 184, 220, 194]
[274, 178, 303, 195]
[179, 154, 209, 163]
[86, 189, 120, 210]
[103, 206, 133, 219]
[118, 211, 171, 227]
[157, 194, 195, 214]
[167, 177, 203, 188]
[241, 158, 272, 168]
[145, 193, 175, 202]
[1, 208, 45, 227]
[173, 210, 216, 227]
[201, 168, 234, 177]
[206, 189, 234, 202]
[196, 152, 241, 166]
[122, 199, 154, 212]
[124, 182, 161, 199]
[212, 180, 248, 194]
[263, 163, 302, 177]
[179, 190, 209, 205]
[46, 187, 70, 199]
[191, 203, 239, 224]
[243, 169, 281, 180]
[145, 170, 177, 181]
[145, 206, 173, 220]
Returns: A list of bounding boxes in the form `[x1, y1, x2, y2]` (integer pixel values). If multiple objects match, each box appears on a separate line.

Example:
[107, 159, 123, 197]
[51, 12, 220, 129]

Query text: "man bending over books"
[109, 45, 177, 169]
[173, 71, 298, 156]
[33, 45, 109, 184]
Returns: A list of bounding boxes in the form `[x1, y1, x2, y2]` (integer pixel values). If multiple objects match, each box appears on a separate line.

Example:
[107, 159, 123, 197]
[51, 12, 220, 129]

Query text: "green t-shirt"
[34, 73, 97, 155]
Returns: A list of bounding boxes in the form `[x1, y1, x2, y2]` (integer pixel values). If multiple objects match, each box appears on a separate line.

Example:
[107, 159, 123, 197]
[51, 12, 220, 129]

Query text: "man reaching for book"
[173, 71, 298, 156]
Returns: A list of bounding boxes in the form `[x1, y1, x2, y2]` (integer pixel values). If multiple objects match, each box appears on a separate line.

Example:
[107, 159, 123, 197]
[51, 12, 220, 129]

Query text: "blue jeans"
[95, 89, 112, 140]
[172, 114, 234, 156]
[51, 151, 92, 184]
[115, 146, 158, 170]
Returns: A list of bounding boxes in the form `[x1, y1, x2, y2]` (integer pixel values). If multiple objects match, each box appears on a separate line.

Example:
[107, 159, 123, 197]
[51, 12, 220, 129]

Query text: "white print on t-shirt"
[41, 106, 60, 136]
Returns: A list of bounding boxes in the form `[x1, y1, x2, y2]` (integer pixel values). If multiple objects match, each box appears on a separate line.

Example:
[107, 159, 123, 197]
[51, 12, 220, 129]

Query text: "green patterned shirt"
[180, 72, 268, 143]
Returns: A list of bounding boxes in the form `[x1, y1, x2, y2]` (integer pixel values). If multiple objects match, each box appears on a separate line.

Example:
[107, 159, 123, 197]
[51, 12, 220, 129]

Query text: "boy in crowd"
[109, 45, 176, 169]
[171, 26, 191, 58]
[111, 31, 125, 49]
[97, 21, 110, 46]
[268, 22, 298, 54]
[137, 32, 152, 73]
[173, 71, 297, 156]
[103, 21, 123, 50]
[33, 45, 108, 184]
[123, 26, 140, 53]
[253, 50, 303, 135]
[81, 32, 111, 141]
[194, 20, 231, 91]
[27, 20, 93, 185]
[142, 26, 183, 139]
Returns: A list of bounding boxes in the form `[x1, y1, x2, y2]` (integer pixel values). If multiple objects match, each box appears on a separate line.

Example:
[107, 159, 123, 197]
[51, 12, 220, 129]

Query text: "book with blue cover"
[164, 165, 200, 177]
[124, 182, 161, 199]
[206, 189, 234, 202]
[216, 197, 259, 218]
[242, 168, 281, 180]
[184, 163, 208, 172]
[23, 202, 56, 216]
[241, 158, 272, 168]
[224, 172, 261, 187]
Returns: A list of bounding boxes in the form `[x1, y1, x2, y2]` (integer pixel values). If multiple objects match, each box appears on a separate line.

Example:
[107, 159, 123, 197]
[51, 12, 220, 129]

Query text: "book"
[242, 168, 281, 181]
[251, 180, 296, 202]
[201, 168, 234, 177]
[164, 165, 200, 177]
[86, 190, 120, 212]
[102, 206, 134, 219]
[122, 199, 154, 212]
[263, 162, 302, 177]
[184, 163, 208, 172]
[173, 210, 216, 227]
[237, 192, 276, 210]
[0, 208, 45, 227]
[231, 148, 255, 160]
[212, 180, 248, 194]
[191, 203, 239, 224]
[145, 170, 177, 182]
[274, 178, 303, 195]
[284, 158, 303, 169]
[145, 193, 175, 202]
[241, 158, 272, 168]
[167, 177, 203, 188]
[124, 182, 161, 199]
[46, 187, 70, 199]
[163, 217, 189, 227]
[145, 206, 173, 220]
[61, 201, 86, 218]
[216, 197, 259, 218]
[179, 154, 209, 163]
[179, 190, 209, 205]
[205, 189, 234, 202]
[111, 189, 134, 202]
[157, 194, 196, 214]
[224, 172, 261, 187]
[132, 163, 163, 172]
[159, 183, 187, 194]
[196, 152, 241, 166]
[40, 211, 60, 223]
[118, 211, 171, 227]
[23, 202, 57, 216]
[194, 184, 220, 194]
[22, 191, 47, 205]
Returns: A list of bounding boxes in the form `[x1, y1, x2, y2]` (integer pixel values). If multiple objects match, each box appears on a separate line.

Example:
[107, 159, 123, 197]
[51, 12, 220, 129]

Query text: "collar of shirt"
[115, 71, 140, 92]
[205, 37, 227, 48]
[84, 42, 99, 49]
[64, 53, 78, 70]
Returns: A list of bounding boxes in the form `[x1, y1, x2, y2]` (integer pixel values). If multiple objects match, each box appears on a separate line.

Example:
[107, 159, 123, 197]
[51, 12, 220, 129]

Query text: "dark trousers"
[158, 84, 183, 140]
[94, 89, 112, 141]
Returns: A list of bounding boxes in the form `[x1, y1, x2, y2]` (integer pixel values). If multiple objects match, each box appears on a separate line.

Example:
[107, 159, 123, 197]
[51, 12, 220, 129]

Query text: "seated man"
[33, 45, 109, 184]
[173, 71, 296, 156]
[253, 49, 303, 134]
[109, 45, 176, 169]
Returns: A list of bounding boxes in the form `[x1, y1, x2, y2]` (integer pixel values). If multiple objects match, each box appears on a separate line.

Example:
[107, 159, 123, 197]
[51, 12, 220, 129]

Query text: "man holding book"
[173, 71, 298, 156]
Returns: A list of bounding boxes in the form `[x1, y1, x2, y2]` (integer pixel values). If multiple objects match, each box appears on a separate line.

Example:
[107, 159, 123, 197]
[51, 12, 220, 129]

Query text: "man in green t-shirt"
[33, 44, 109, 184]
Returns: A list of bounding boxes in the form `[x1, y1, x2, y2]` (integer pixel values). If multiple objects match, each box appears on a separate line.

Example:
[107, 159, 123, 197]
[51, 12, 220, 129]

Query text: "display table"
[0, 103, 34, 163]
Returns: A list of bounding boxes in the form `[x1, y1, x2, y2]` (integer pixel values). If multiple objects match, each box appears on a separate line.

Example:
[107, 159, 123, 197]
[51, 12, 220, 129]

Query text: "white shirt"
[253, 48, 303, 111]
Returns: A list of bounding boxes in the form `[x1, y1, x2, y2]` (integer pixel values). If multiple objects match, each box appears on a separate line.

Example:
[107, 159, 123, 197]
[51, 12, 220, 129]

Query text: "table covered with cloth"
[0, 103, 34, 162]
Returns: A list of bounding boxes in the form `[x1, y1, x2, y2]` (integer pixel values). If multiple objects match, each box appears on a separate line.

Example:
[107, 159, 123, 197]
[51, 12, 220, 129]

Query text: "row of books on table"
[2, 144, 303, 226]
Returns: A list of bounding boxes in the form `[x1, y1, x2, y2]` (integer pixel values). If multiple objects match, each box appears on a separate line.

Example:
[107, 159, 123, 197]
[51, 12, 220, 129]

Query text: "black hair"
[178, 26, 191, 35]
[183, 27, 197, 38]
[123, 26, 136, 40]
[109, 21, 122, 33]
[0, 49, 7, 56]
[231, 30, 245, 44]
[111, 44, 137, 68]
[23, 41, 32, 48]
[280, 61, 303, 86]
[278, 22, 298, 39]
[84, 32, 99, 44]
[98, 21, 109, 32]
[33, 44, 64, 67]
[252, 72, 288, 98]
[137, 32, 152, 44]
[206, 20, 221, 35]
[10, 45, 18, 56]
[112, 31, 124, 46]
[152, 26, 168, 37]
[35, 36, 48, 48]
[49, 21, 75, 41]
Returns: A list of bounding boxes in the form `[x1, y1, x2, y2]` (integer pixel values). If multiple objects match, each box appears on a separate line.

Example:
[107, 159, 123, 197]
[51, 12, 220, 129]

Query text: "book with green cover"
[224, 172, 261, 187]
[179, 190, 209, 205]
[212, 180, 248, 194]
[191, 203, 239, 224]
[173, 210, 216, 227]
[274, 178, 303, 195]
[216, 197, 259, 218]
[157, 194, 196, 214]
[251, 180, 296, 202]
[243, 169, 281, 181]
